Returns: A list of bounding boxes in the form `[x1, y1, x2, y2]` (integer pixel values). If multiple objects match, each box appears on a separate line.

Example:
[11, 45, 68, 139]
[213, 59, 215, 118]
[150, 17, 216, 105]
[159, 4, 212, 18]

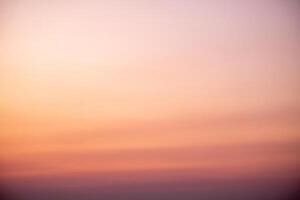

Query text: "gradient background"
[1, 0, 300, 200]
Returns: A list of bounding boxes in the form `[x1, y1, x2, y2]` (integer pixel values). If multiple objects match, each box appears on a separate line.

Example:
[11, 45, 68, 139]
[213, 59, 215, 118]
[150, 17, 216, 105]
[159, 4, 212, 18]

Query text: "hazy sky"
[1, 1, 300, 200]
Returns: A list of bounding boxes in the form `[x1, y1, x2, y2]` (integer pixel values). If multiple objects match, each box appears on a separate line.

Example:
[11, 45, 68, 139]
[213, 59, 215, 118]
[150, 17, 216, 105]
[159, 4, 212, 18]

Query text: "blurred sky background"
[0, 0, 300, 200]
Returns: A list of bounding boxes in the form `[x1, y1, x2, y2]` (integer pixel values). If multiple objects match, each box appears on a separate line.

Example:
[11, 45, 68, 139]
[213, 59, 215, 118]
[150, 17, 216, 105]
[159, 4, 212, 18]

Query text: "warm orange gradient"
[1, 1, 300, 200]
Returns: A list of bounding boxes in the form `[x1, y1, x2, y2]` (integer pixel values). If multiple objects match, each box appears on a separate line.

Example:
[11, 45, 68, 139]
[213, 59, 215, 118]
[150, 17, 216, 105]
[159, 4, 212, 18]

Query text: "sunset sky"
[1, 1, 300, 200]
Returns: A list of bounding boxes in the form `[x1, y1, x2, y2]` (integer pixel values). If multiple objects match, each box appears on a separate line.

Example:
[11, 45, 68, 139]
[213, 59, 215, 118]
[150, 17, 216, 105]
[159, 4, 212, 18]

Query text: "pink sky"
[1, 1, 300, 199]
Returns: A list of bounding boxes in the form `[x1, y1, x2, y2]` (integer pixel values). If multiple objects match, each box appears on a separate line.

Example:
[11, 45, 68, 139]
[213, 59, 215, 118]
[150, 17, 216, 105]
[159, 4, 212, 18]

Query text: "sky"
[1, 1, 300, 200]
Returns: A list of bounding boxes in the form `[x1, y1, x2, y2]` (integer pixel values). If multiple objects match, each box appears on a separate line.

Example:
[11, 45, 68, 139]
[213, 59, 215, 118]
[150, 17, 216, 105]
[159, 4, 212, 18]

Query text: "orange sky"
[0, 1, 300, 199]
